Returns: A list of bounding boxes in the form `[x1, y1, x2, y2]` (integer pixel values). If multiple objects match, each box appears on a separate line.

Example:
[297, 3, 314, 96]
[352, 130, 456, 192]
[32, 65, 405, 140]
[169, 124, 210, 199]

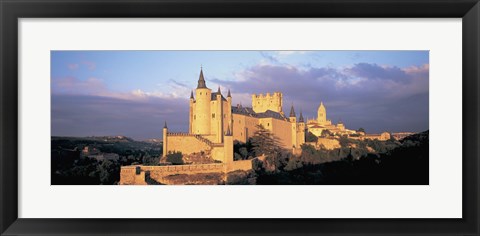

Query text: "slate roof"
[231, 106, 288, 121]
[211, 92, 227, 101]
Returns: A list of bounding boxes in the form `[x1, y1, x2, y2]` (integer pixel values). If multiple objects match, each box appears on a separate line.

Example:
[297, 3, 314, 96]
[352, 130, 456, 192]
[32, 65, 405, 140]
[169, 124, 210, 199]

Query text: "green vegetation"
[166, 151, 184, 165]
[51, 136, 162, 185]
[253, 131, 428, 185]
[305, 131, 318, 142]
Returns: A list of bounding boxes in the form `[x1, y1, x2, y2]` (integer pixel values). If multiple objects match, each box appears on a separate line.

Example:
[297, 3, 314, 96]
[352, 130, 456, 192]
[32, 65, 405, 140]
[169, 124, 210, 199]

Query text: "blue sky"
[51, 51, 429, 140]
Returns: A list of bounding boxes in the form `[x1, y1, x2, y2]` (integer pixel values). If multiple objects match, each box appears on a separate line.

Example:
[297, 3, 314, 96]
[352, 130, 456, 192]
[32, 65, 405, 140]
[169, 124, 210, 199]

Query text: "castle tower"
[189, 90, 194, 133]
[317, 102, 327, 124]
[223, 126, 233, 164]
[251, 92, 283, 113]
[298, 110, 306, 146]
[162, 121, 168, 157]
[227, 89, 233, 136]
[289, 104, 297, 149]
[192, 68, 212, 135]
[215, 86, 224, 143]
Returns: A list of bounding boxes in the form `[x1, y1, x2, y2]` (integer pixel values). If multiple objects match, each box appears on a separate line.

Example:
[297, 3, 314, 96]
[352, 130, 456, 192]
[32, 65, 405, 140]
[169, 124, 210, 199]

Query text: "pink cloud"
[82, 61, 96, 70]
[53, 76, 107, 95]
[67, 63, 79, 70]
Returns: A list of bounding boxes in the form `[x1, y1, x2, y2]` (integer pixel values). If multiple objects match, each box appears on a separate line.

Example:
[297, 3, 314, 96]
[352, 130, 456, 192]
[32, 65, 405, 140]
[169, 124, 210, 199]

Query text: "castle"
[119, 68, 393, 184]
[162, 68, 306, 164]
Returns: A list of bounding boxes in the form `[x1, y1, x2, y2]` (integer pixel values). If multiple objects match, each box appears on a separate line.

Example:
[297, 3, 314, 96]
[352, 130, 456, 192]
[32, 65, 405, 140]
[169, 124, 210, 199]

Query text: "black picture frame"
[1, 0, 479, 235]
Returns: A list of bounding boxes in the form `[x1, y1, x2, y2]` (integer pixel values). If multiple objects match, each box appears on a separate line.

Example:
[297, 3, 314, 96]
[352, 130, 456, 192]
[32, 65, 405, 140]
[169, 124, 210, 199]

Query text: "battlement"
[251, 92, 283, 113]
[251, 92, 282, 98]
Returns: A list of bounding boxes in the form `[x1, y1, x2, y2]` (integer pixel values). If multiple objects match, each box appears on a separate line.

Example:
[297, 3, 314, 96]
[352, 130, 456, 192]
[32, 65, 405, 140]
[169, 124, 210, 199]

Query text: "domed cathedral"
[163, 68, 307, 163]
[317, 102, 330, 125]
[307, 101, 355, 137]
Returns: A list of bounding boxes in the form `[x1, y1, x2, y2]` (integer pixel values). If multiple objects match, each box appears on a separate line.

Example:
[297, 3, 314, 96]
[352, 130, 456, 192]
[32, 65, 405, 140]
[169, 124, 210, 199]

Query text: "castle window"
[212, 113, 215, 118]
[200, 92, 202, 95]
[194, 115, 196, 120]
[267, 123, 270, 127]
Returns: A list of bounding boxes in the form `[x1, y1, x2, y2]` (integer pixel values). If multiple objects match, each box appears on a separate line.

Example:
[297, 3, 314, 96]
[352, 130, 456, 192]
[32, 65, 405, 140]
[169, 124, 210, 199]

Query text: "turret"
[162, 121, 168, 157]
[193, 67, 212, 134]
[289, 104, 296, 122]
[299, 110, 304, 123]
[197, 67, 207, 89]
[216, 86, 224, 143]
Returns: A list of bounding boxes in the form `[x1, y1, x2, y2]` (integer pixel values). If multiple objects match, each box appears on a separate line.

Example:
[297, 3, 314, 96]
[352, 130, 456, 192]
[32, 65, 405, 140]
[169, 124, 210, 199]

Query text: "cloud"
[345, 63, 413, 83]
[67, 63, 79, 70]
[211, 63, 429, 133]
[51, 76, 192, 101]
[82, 61, 96, 70]
[52, 77, 107, 95]
[51, 61, 429, 139]
[51, 94, 189, 140]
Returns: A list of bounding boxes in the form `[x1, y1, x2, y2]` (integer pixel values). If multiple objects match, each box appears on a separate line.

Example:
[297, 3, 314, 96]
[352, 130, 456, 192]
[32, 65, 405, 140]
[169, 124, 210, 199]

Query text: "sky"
[51, 50, 429, 140]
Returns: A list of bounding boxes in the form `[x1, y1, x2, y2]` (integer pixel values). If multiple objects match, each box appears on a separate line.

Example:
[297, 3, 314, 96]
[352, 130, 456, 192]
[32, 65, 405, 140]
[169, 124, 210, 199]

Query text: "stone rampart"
[120, 163, 225, 185]
[120, 158, 256, 185]
[166, 134, 212, 155]
[227, 158, 254, 172]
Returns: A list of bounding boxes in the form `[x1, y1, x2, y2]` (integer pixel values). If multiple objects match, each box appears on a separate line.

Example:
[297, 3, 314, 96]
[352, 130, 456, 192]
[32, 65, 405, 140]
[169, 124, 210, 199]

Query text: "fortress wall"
[120, 164, 226, 185]
[232, 114, 259, 143]
[227, 159, 254, 172]
[120, 158, 255, 185]
[211, 145, 225, 162]
[203, 135, 217, 143]
[259, 118, 293, 150]
[166, 135, 211, 155]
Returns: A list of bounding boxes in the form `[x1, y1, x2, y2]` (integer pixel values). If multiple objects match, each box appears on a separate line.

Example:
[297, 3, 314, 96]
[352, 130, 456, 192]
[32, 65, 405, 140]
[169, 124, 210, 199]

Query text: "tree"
[321, 129, 332, 138]
[250, 124, 284, 171]
[166, 151, 184, 165]
[357, 128, 365, 133]
[251, 124, 283, 157]
[306, 131, 318, 142]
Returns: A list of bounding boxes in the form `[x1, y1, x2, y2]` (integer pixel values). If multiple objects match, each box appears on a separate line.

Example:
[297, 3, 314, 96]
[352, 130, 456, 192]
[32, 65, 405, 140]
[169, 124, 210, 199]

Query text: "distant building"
[306, 102, 356, 137]
[360, 132, 392, 141]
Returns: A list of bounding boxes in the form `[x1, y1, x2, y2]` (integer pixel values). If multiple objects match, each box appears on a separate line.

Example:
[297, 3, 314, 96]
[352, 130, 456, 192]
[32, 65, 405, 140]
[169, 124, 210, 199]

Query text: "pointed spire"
[190, 90, 194, 99]
[163, 121, 168, 129]
[227, 89, 231, 97]
[299, 110, 304, 122]
[197, 67, 207, 89]
[289, 104, 296, 117]
[217, 86, 221, 94]
[226, 125, 232, 136]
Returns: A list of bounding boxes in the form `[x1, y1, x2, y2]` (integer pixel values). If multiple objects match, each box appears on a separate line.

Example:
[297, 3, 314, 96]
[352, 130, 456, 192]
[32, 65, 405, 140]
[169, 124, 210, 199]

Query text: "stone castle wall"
[120, 158, 255, 185]
[232, 113, 259, 143]
[120, 163, 225, 185]
[165, 134, 211, 155]
[259, 117, 293, 150]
